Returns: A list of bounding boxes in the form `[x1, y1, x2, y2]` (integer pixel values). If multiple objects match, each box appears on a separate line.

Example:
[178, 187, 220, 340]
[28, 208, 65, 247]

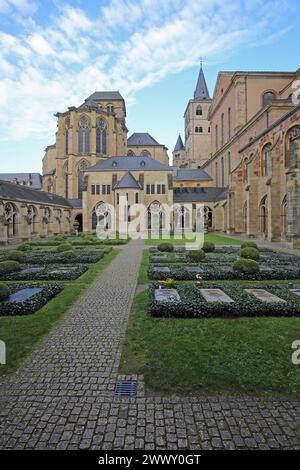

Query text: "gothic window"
[286, 126, 300, 168]
[262, 143, 272, 177]
[141, 150, 151, 157]
[127, 150, 135, 156]
[77, 160, 89, 199]
[78, 115, 91, 154]
[96, 118, 108, 155]
[196, 105, 202, 116]
[204, 206, 213, 229]
[259, 195, 268, 235]
[221, 113, 225, 146]
[262, 91, 276, 107]
[215, 124, 218, 151]
[65, 116, 70, 155]
[63, 162, 68, 199]
[228, 108, 231, 140]
[4, 202, 18, 237]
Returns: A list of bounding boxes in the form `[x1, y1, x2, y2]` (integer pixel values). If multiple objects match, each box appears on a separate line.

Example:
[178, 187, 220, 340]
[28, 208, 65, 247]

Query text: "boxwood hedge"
[149, 262, 300, 281]
[149, 282, 300, 318]
[0, 283, 63, 316]
[15, 250, 105, 264]
[0, 264, 88, 281]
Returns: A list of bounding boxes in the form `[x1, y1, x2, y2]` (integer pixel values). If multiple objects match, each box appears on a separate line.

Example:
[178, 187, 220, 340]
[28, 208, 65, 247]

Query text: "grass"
[119, 289, 300, 397]
[0, 248, 118, 376]
[138, 250, 150, 284]
[144, 232, 242, 246]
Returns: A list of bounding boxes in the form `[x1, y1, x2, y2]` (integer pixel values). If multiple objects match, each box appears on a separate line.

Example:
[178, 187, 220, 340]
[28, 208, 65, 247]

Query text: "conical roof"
[173, 134, 185, 152]
[194, 65, 210, 100]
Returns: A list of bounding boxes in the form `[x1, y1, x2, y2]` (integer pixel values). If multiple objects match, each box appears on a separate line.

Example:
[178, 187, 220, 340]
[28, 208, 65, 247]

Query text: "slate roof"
[0, 180, 72, 207]
[127, 133, 161, 146]
[173, 187, 228, 203]
[68, 198, 83, 209]
[173, 168, 213, 181]
[86, 91, 124, 101]
[173, 135, 185, 152]
[0, 173, 42, 189]
[114, 171, 141, 189]
[86, 155, 171, 172]
[194, 66, 210, 100]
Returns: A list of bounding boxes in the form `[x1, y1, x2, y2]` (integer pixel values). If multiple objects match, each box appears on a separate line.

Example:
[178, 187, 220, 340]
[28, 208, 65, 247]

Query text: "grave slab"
[199, 288, 234, 303]
[154, 288, 180, 302]
[289, 289, 300, 297]
[152, 266, 171, 273]
[245, 289, 286, 303]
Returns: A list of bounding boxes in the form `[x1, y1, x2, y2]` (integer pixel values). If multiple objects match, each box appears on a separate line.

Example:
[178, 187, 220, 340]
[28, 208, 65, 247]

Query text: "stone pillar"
[286, 169, 300, 247]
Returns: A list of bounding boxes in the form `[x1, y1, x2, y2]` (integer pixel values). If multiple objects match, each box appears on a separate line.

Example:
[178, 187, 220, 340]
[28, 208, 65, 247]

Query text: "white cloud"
[0, 0, 293, 141]
[0, 0, 37, 15]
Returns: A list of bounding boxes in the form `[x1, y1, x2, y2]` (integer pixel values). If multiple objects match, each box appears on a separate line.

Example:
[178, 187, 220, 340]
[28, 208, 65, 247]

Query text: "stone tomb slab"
[199, 288, 234, 303]
[154, 288, 180, 303]
[152, 266, 171, 273]
[289, 289, 300, 297]
[186, 266, 204, 274]
[245, 289, 286, 303]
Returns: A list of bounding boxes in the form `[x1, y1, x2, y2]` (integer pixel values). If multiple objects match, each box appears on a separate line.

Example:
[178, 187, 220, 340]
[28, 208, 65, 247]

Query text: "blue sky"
[0, 0, 299, 173]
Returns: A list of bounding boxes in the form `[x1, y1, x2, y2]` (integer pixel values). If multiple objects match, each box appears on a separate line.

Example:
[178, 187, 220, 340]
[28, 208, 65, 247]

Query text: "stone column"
[286, 169, 300, 247]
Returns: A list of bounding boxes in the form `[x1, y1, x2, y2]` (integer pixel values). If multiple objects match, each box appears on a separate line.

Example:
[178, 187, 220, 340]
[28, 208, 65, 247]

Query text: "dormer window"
[140, 160, 146, 167]
[112, 161, 118, 167]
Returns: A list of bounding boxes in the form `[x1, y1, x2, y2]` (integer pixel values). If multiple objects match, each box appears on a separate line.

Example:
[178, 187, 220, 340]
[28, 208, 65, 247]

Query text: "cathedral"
[1, 64, 300, 247]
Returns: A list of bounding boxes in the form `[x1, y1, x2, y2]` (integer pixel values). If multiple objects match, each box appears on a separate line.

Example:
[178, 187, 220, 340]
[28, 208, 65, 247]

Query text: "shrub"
[17, 243, 31, 252]
[241, 241, 258, 250]
[55, 234, 67, 242]
[0, 260, 22, 275]
[233, 259, 259, 274]
[240, 247, 260, 261]
[0, 283, 9, 301]
[202, 242, 215, 253]
[7, 250, 26, 262]
[59, 250, 77, 260]
[56, 242, 73, 253]
[187, 249, 206, 262]
[158, 242, 174, 252]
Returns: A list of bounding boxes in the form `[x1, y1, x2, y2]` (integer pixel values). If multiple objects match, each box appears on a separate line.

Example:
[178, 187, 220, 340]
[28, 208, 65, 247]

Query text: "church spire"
[173, 134, 184, 152]
[194, 61, 210, 100]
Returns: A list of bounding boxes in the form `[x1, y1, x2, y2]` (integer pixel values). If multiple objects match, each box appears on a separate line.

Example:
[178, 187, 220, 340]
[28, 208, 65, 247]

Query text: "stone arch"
[141, 149, 151, 157]
[204, 206, 213, 230]
[78, 114, 91, 154]
[127, 150, 135, 156]
[27, 205, 38, 235]
[4, 202, 19, 238]
[93, 202, 114, 231]
[285, 125, 300, 168]
[259, 195, 268, 236]
[96, 117, 108, 155]
[261, 142, 272, 177]
[147, 201, 166, 230]
[262, 90, 276, 107]
[196, 105, 202, 116]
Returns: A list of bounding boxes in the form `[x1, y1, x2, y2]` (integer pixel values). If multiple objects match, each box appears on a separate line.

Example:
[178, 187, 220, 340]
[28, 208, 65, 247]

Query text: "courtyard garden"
[120, 239, 300, 396]
[0, 232, 123, 375]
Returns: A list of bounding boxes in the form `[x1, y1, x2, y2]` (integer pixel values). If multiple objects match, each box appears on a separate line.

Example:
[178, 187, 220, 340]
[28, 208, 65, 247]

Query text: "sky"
[0, 0, 299, 173]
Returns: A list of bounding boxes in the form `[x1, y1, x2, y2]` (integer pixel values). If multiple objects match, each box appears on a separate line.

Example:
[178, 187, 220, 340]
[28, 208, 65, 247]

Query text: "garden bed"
[149, 281, 300, 318]
[0, 264, 88, 281]
[0, 283, 63, 316]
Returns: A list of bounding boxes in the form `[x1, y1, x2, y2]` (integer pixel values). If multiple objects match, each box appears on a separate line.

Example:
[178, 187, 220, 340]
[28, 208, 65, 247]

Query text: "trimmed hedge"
[0, 260, 22, 275]
[149, 262, 300, 281]
[149, 282, 300, 318]
[158, 242, 174, 252]
[0, 283, 63, 316]
[233, 259, 260, 274]
[13, 250, 105, 265]
[17, 243, 31, 252]
[0, 283, 9, 300]
[202, 242, 215, 253]
[187, 249, 206, 262]
[0, 264, 88, 281]
[7, 250, 26, 262]
[56, 242, 73, 253]
[241, 241, 259, 250]
[240, 247, 260, 261]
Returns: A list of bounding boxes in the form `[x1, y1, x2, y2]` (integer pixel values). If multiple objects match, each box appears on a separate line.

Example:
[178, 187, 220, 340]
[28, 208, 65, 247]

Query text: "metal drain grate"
[115, 380, 137, 397]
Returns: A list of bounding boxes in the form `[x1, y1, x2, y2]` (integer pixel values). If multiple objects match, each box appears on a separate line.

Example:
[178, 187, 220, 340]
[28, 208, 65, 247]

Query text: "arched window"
[4, 202, 18, 238]
[262, 91, 276, 107]
[77, 160, 89, 199]
[196, 105, 202, 116]
[204, 206, 213, 229]
[63, 162, 68, 199]
[141, 149, 151, 157]
[65, 116, 70, 155]
[96, 118, 108, 155]
[127, 150, 135, 156]
[262, 143, 272, 176]
[281, 196, 287, 237]
[147, 202, 166, 230]
[107, 104, 114, 113]
[221, 113, 225, 146]
[27, 205, 37, 234]
[286, 126, 300, 168]
[259, 195, 268, 236]
[78, 115, 90, 154]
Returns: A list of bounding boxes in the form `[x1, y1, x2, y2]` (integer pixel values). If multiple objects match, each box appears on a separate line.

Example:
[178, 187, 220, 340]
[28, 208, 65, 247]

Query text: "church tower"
[172, 134, 187, 167]
[183, 63, 212, 168]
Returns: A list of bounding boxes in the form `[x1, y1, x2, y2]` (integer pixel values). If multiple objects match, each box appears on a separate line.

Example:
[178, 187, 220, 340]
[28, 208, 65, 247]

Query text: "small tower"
[184, 63, 212, 168]
[172, 134, 187, 167]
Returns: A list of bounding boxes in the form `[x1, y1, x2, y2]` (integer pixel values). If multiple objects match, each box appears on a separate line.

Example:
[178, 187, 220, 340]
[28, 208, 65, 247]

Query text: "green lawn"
[0, 249, 118, 376]
[119, 289, 300, 396]
[145, 232, 241, 246]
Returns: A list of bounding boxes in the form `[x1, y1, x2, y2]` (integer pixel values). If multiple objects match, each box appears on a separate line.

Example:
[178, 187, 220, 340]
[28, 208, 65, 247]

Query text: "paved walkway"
[0, 240, 300, 450]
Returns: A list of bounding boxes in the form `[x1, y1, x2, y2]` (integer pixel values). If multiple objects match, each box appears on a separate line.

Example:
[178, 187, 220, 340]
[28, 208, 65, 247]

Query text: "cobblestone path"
[0, 240, 299, 450]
